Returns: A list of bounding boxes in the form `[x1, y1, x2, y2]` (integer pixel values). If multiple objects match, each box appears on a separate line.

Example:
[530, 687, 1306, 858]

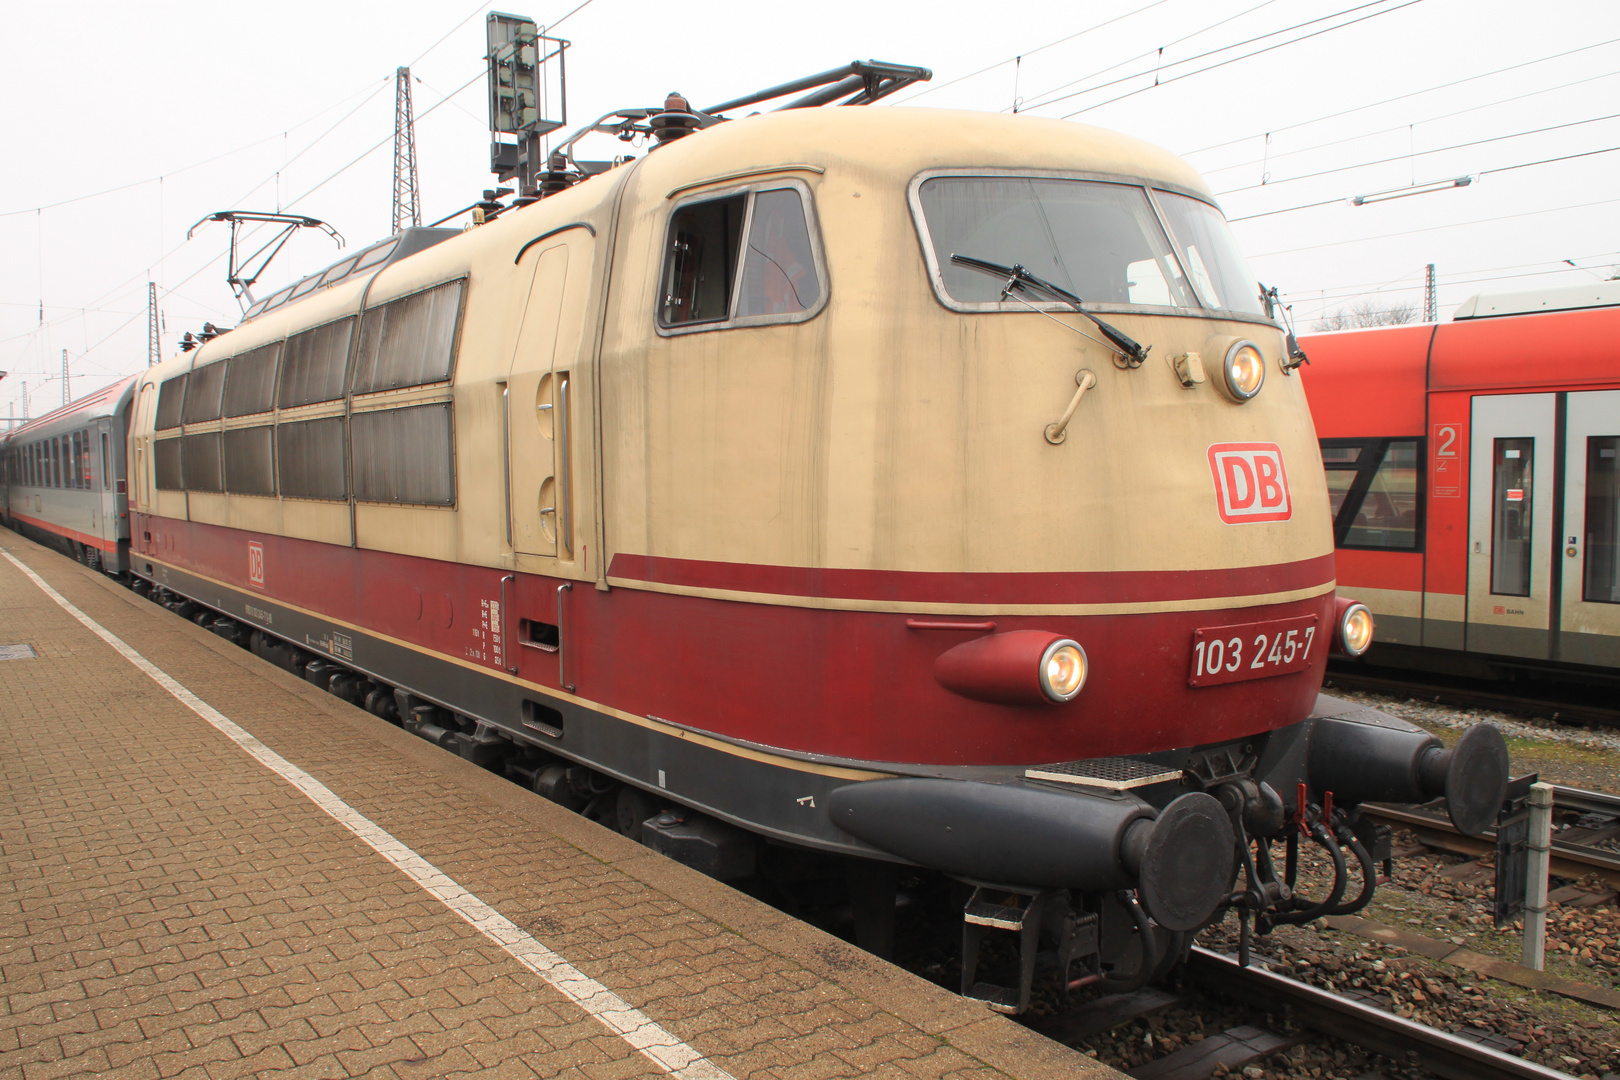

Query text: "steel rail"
[1185, 947, 1575, 1080]
[1359, 796, 1620, 887]
[1322, 668, 1620, 729]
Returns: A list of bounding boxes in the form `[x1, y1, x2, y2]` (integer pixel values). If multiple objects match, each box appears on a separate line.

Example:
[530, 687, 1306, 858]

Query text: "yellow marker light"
[1223, 340, 1265, 401]
[1339, 603, 1375, 657]
[1039, 640, 1088, 702]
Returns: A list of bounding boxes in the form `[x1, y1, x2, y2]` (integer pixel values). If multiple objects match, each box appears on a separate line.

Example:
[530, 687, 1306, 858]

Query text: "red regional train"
[3, 84, 1510, 1014]
[1300, 283, 1620, 686]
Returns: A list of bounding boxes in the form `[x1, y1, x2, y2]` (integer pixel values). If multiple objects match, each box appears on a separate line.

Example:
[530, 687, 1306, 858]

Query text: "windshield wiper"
[950, 254, 1150, 368]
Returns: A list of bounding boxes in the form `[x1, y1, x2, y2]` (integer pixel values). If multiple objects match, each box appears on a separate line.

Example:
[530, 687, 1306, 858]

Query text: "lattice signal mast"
[393, 66, 422, 233]
[61, 349, 70, 406]
[147, 281, 161, 366]
[1424, 263, 1437, 323]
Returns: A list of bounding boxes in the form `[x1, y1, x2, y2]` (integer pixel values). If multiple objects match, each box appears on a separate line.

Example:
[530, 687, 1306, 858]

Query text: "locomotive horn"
[827, 779, 1235, 930]
[1306, 715, 1509, 835]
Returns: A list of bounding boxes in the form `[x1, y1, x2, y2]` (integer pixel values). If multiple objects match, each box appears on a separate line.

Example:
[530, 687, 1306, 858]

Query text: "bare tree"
[1312, 299, 1420, 331]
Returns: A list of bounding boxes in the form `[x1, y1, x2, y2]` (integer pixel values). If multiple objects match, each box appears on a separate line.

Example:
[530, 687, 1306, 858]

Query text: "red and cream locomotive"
[4, 73, 1509, 1013]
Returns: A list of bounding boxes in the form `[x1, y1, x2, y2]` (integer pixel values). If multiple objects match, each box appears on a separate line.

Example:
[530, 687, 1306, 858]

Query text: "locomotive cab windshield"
[912, 173, 1267, 319]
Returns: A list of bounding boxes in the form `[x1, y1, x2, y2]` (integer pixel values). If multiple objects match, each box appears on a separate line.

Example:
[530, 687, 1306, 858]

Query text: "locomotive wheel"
[616, 786, 661, 842]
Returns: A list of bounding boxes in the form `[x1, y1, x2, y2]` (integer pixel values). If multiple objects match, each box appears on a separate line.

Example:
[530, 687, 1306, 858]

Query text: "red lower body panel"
[132, 513, 1334, 766]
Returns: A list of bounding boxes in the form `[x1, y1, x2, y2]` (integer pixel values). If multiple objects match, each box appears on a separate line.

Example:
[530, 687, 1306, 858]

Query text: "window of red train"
[1586, 436, 1619, 604]
[1344, 440, 1420, 550]
[1491, 438, 1535, 597]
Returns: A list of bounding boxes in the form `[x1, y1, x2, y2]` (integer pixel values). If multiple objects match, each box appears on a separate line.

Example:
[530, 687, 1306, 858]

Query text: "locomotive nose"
[827, 779, 1236, 930]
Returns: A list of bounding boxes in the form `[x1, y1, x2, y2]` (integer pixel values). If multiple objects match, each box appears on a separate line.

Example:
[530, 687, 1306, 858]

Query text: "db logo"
[1208, 443, 1292, 524]
[248, 542, 266, 589]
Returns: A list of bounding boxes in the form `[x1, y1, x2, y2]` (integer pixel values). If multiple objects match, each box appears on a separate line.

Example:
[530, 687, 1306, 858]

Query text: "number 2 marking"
[1436, 425, 1457, 457]
[1250, 634, 1267, 669]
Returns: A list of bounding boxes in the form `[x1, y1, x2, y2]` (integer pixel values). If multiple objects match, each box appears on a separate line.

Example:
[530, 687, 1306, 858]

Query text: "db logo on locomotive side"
[1207, 442, 1292, 524]
[248, 541, 266, 588]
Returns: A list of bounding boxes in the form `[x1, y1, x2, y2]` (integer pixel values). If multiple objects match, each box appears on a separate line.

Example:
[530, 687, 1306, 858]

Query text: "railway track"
[1180, 946, 1575, 1080]
[1323, 667, 1620, 729]
[1362, 784, 1620, 890]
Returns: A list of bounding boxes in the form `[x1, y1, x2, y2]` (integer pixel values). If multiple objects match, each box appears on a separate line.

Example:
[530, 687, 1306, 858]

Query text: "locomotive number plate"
[1188, 614, 1319, 687]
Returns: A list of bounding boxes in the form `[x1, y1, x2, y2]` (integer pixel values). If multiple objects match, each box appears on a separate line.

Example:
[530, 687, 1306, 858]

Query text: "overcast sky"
[2, 0, 1616, 421]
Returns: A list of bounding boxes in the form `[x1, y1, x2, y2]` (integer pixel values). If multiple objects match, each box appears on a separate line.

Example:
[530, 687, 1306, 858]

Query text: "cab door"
[1559, 389, 1620, 665]
[505, 230, 595, 565]
[1466, 393, 1556, 658]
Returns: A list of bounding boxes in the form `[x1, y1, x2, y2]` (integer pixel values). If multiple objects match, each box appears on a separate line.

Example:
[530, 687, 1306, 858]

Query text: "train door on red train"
[1466, 393, 1556, 659]
[1559, 390, 1620, 666]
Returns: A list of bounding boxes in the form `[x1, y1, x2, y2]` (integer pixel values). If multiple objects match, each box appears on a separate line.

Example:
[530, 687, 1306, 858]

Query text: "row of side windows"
[155, 279, 464, 429]
[4, 428, 104, 491]
[151, 404, 455, 506]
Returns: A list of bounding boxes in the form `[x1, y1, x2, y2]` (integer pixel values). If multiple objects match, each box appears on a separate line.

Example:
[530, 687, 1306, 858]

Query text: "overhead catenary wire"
[1182, 36, 1620, 157]
[883, 0, 1179, 106]
[1247, 195, 1620, 260]
[1199, 68, 1620, 178]
[1215, 112, 1620, 195]
[1005, 0, 1416, 116]
[1056, 0, 1427, 118]
[1226, 144, 1620, 221]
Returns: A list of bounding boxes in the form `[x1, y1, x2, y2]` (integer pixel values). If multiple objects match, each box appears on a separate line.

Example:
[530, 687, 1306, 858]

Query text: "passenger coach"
[1301, 283, 1620, 675]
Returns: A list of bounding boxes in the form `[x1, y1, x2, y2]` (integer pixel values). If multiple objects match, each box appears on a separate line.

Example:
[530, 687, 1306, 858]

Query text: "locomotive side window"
[662, 195, 745, 325]
[1320, 438, 1423, 551]
[70, 433, 82, 489]
[223, 427, 277, 497]
[182, 432, 224, 493]
[182, 361, 227, 424]
[737, 189, 820, 318]
[351, 279, 465, 394]
[277, 417, 347, 501]
[278, 318, 356, 408]
[916, 176, 1195, 310]
[659, 183, 825, 331]
[155, 374, 188, 430]
[1585, 436, 1619, 604]
[154, 439, 184, 491]
[224, 343, 282, 417]
[1490, 438, 1534, 597]
[350, 404, 455, 506]
[79, 429, 91, 488]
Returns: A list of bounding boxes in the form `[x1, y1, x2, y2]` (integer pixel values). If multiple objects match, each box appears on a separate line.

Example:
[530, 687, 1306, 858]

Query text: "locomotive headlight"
[1334, 599, 1375, 657]
[1222, 340, 1266, 401]
[1039, 640, 1088, 702]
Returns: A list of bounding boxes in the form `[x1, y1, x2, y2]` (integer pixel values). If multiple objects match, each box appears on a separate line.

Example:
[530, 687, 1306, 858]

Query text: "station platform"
[0, 532, 1122, 1080]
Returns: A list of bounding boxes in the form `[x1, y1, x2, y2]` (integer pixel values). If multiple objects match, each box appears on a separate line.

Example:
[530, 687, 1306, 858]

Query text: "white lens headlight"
[1223, 340, 1265, 401]
[1039, 640, 1088, 702]
[1338, 603, 1374, 657]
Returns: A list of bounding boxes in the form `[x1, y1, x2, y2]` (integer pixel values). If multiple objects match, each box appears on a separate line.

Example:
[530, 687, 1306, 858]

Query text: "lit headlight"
[1334, 600, 1374, 657]
[1222, 340, 1265, 401]
[1039, 640, 1088, 702]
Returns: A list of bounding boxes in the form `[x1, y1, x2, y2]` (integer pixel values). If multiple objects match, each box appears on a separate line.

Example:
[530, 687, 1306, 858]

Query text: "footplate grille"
[1025, 756, 1183, 790]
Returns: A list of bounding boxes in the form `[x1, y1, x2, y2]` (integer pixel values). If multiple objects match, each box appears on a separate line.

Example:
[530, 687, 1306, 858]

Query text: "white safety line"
[1, 549, 734, 1080]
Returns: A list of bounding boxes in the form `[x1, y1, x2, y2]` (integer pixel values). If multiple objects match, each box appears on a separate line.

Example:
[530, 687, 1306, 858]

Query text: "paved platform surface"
[0, 532, 1123, 1080]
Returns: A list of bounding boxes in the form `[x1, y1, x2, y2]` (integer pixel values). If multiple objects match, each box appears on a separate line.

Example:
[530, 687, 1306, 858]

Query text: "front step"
[961, 887, 1051, 1015]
